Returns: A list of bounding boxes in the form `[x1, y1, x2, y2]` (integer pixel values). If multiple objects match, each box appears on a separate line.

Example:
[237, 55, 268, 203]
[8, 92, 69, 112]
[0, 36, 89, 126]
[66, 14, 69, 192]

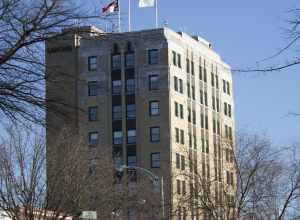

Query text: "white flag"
[139, 0, 155, 7]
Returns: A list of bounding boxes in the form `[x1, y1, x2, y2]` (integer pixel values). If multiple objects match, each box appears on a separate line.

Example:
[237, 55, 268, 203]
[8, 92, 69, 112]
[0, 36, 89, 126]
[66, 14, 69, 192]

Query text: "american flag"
[102, 0, 119, 15]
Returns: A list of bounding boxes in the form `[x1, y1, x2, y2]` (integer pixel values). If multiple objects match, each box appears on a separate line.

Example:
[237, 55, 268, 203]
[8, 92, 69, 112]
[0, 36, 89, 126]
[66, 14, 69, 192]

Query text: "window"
[88, 159, 97, 175]
[127, 155, 137, 166]
[216, 75, 219, 89]
[177, 179, 181, 194]
[230, 150, 234, 163]
[113, 131, 123, 145]
[148, 49, 159, 64]
[188, 133, 192, 148]
[181, 155, 185, 170]
[200, 113, 204, 129]
[224, 102, 228, 116]
[205, 115, 209, 130]
[178, 207, 182, 220]
[223, 79, 226, 93]
[176, 153, 180, 169]
[216, 98, 220, 112]
[193, 135, 197, 148]
[180, 104, 184, 119]
[88, 106, 97, 121]
[186, 58, 190, 73]
[192, 110, 196, 125]
[174, 76, 178, 91]
[191, 86, 195, 100]
[180, 130, 184, 145]
[204, 67, 207, 82]
[188, 108, 191, 122]
[149, 101, 160, 116]
[213, 119, 216, 133]
[112, 80, 122, 94]
[179, 79, 183, 93]
[199, 65, 203, 80]
[126, 104, 136, 119]
[211, 73, 215, 87]
[206, 139, 209, 153]
[183, 207, 187, 220]
[149, 75, 159, 90]
[229, 126, 233, 140]
[125, 53, 134, 67]
[177, 54, 181, 68]
[212, 96, 216, 110]
[112, 54, 121, 70]
[191, 61, 194, 75]
[112, 105, 122, 120]
[88, 81, 99, 96]
[228, 104, 232, 118]
[182, 181, 186, 195]
[89, 132, 98, 145]
[172, 51, 177, 66]
[227, 82, 230, 95]
[200, 90, 203, 104]
[175, 102, 179, 117]
[204, 92, 208, 106]
[187, 83, 190, 98]
[226, 149, 230, 162]
[126, 79, 135, 94]
[88, 56, 97, 71]
[127, 129, 136, 144]
[175, 128, 180, 143]
[151, 153, 160, 168]
[150, 127, 160, 142]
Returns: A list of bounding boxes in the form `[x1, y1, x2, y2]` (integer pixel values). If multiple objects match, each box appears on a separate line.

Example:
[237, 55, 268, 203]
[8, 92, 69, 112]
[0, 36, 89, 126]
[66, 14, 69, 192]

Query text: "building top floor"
[48, 26, 231, 73]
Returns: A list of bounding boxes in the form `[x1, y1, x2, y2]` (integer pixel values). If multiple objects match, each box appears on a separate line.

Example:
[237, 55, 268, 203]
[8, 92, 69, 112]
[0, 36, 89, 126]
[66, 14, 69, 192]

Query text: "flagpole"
[155, 0, 158, 28]
[128, 0, 131, 31]
[118, 0, 121, 32]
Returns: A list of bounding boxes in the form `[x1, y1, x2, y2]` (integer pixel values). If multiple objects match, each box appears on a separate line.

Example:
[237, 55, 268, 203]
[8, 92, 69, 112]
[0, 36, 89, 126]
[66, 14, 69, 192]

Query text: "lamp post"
[116, 165, 165, 219]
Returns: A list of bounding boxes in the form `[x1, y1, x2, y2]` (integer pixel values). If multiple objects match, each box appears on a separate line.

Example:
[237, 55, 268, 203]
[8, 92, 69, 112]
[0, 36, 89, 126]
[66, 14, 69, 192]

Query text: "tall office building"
[46, 26, 235, 220]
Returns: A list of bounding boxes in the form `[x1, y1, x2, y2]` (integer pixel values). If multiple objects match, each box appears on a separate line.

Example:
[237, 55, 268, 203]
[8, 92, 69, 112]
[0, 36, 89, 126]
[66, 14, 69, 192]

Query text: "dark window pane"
[149, 75, 159, 90]
[150, 101, 160, 116]
[88, 81, 99, 96]
[88, 106, 97, 121]
[125, 53, 135, 67]
[127, 104, 136, 119]
[88, 56, 97, 71]
[150, 127, 160, 142]
[127, 129, 136, 144]
[148, 49, 159, 65]
[89, 132, 98, 145]
[227, 82, 231, 95]
[112, 54, 121, 70]
[113, 131, 123, 145]
[151, 153, 160, 168]
[112, 80, 122, 95]
[113, 105, 122, 120]
[126, 79, 135, 94]
[177, 54, 181, 68]
[127, 155, 137, 166]
[172, 51, 177, 66]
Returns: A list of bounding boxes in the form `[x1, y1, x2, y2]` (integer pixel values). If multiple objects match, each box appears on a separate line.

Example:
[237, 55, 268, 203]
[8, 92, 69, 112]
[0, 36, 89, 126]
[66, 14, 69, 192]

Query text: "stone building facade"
[45, 26, 235, 220]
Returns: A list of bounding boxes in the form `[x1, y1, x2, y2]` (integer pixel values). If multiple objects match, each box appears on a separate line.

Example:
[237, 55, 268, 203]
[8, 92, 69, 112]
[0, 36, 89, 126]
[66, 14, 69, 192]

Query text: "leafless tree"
[171, 132, 300, 220]
[0, 125, 164, 220]
[0, 0, 105, 126]
[0, 125, 93, 220]
[234, 7, 300, 73]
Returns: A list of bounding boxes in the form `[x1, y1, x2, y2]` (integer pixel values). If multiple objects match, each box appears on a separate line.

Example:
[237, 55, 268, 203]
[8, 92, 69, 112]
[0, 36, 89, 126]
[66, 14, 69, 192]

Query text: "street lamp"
[116, 165, 165, 219]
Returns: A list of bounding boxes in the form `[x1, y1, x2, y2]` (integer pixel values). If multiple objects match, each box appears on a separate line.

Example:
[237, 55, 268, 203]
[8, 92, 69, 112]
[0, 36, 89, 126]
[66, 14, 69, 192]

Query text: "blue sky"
[2, 1, 299, 146]
[96, 0, 299, 145]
